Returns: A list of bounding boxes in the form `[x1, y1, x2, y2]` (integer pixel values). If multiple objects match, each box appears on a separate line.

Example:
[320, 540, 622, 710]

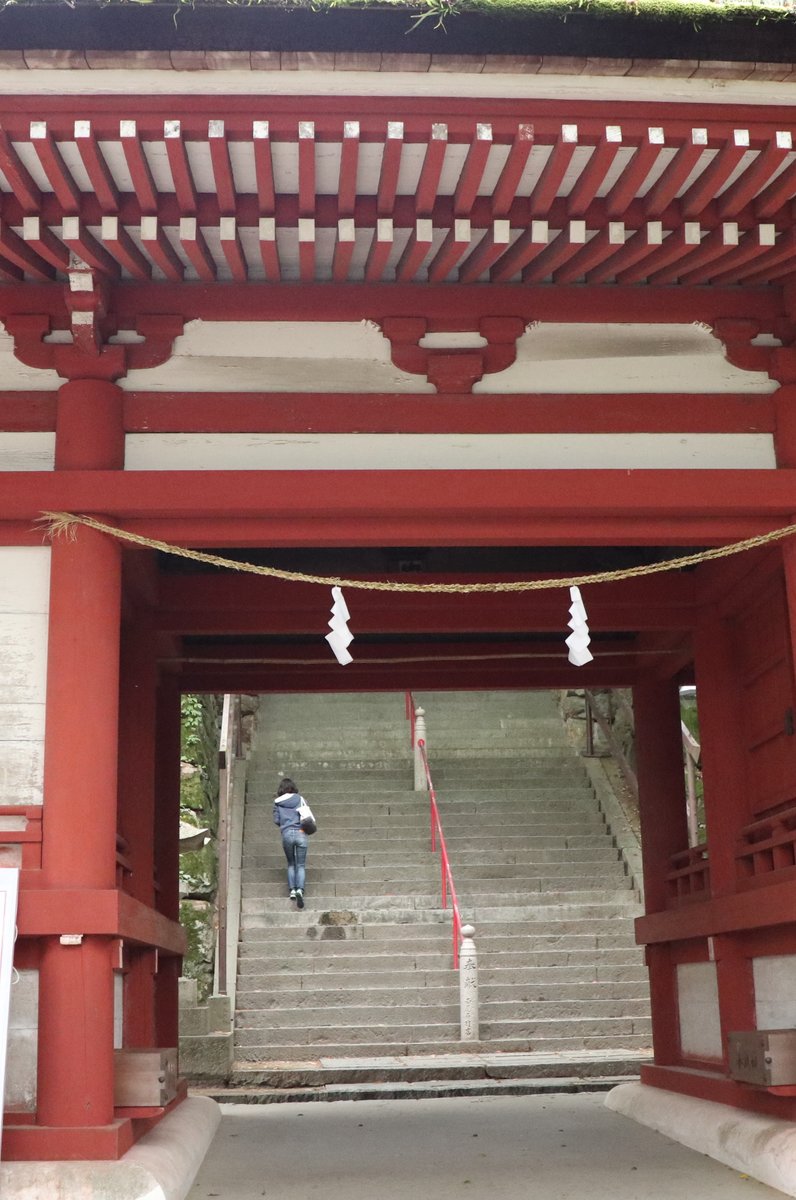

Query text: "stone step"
[205, 1076, 632, 1103]
[233, 1016, 651, 1049]
[235, 981, 649, 1009]
[237, 947, 644, 971]
[240, 851, 622, 876]
[237, 963, 649, 990]
[239, 918, 639, 944]
[241, 872, 631, 898]
[223, 1048, 649, 1090]
[233, 1032, 652, 1062]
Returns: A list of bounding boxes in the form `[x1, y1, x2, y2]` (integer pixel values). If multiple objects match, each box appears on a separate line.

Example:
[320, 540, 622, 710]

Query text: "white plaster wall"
[0, 433, 55, 471]
[0, 547, 50, 806]
[677, 961, 724, 1060]
[124, 431, 775, 472]
[4, 968, 37, 1112]
[753, 955, 796, 1029]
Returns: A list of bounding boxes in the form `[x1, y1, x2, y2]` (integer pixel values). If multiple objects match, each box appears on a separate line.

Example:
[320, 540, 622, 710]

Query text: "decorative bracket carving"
[712, 317, 796, 385]
[2, 267, 184, 382]
[379, 315, 527, 393]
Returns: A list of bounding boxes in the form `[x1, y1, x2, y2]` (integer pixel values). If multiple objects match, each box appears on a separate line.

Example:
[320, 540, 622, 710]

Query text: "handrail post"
[414, 707, 427, 791]
[584, 691, 594, 756]
[459, 924, 479, 1041]
[215, 694, 233, 998]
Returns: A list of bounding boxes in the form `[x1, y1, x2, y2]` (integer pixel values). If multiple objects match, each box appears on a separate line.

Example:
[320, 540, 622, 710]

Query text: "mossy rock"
[180, 899, 215, 1002]
[180, 842, 217, 899]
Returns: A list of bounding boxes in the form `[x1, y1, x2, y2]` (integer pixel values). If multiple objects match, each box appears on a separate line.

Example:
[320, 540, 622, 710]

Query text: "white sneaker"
[289, 889, 297, 900]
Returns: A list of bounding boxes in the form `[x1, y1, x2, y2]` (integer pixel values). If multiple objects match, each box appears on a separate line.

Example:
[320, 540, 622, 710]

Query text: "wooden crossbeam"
[101, 215, 151, 281]
[208, 120, 237, 216]
[458, 220, 511, 283]
[74, 120, 120, 214]
[253, 121, 276, 215]
[490, 220, 548, 283]
[718, 132, 791, 219]
[396, 218, 434, 282]
[427, 220, 471, 283]
[644, 129, 707, 217]
[567, 126, 622, 218]
[528, 125, 577, 216]
[454, 124, 492, 216]
[62, 216, 121, 278]
[523, 220, 586, 282]
[164, 120, 198, 215]
[554, 223, 624, 284]
[415, 125, 448, 216]
[377, 122, 404, 217]
[603, 127, 664, 219]
[492, 124, 533, 216]
[338, 121, 360, 218]
[140, 216, 184, 281]
[332, 217, 356, 283]
[365, 218, 393, 283]
[178, 216, 216, 282]
[120, 120, 159, 214]
[29, 121, 80, 213]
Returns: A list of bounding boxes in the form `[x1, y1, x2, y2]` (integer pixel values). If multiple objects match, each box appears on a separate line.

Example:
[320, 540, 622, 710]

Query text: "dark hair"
[276, 777, 298, 797]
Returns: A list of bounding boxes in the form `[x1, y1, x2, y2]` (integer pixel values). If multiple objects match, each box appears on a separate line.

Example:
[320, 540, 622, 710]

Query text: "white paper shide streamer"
[325, 585, 354, 666]
[566, 585, 594, 667]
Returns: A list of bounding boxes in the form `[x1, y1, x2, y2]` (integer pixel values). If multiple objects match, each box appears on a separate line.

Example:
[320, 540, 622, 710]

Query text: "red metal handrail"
[416, 738, 463, 969]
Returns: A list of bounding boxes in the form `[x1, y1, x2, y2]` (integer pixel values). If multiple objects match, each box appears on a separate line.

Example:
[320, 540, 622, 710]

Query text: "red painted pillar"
[632, 680, 689, 915]
[54, 378, 124, 471]
[38, 524, 121, 1128]
[118, 620, 158, 1046]
[633, 680, 689, 1065]
[37, 376, 124, 1132]
[154, 676, 183, 1047]
[693, 617, 748, 897]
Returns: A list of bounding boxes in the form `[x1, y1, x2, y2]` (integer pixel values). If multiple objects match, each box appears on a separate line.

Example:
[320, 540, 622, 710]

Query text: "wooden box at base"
[114, 1048, 179, 1107]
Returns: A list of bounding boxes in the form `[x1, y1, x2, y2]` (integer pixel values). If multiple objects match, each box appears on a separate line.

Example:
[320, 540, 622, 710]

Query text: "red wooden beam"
[755, 157, 796, 219]
[554, 222, 624, 285]
[163, 119, 198, 215]
[377, 121, 404, 217]
[253, 120, 276, 215]
[7, 468, 796, 526]
[603, 126, 664, 219]
[74, 120, 120, 214]
[567, 126, 623, 218]
[490, 219, 548, 282]
[178, 216, 216, 282]
[219, 217, 248, 282]
[712, 228, 796, 286]
[680, 129, 749, 218]
[458, 220, 511, 283]
[679, 224, 776, 286]
[652, 221, 739, 286]
[427, 220, 471, 283]
[3, 280, 783, 326]
[21, 215, 69, 272]
[415, 124, 448, 216]
[338, 120, 360, 218]
[332, 218, 356, 283]
[28, 121, 80, 213]
[365, 219, 394, 283]
[617, 224, 701, 285]
[644, 128, 707, 217]
[396, 219, 433, 282]
[258, 216, 280, 281]
[139, 216, 184, 281]
[119, 120, 159, 215]
[208, 119, 237, 216]
[100, 215, 151, 281]
[0, 219, 54, 281]
[298, 120, 316, 217]
[491, 124, 534, 216]
[529, 125, 578, 216]
[454, 123, 492, 216]
[524, 221, 586, 283]
[0, 125, 40, 213]
[121, 391, 775, 436]
[61, 216, 121, 278]
[298, 217, 315, 283]
[718, 131, 792, 219]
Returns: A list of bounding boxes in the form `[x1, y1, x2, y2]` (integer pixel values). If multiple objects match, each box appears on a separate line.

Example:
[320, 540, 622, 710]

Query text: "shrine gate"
[2, 2, 796, 1192]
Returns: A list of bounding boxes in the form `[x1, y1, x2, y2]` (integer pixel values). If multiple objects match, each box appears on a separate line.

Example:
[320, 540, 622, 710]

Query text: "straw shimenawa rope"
[40, 510, 796, 594]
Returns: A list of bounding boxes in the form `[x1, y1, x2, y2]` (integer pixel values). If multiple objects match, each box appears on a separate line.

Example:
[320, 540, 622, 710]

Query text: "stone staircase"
[225, 689, 651, 1099]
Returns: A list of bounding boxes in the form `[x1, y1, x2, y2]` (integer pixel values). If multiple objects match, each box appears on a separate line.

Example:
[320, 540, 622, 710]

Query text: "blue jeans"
[282, 827, 308, 892]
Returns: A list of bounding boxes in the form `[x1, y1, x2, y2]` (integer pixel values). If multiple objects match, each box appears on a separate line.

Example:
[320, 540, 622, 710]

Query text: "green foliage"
[180, 694, 204, 764]
[4, 0, 796, 26]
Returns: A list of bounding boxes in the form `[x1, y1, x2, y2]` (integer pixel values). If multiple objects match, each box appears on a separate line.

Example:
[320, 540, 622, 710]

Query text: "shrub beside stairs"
[209, 690, 651, 1102]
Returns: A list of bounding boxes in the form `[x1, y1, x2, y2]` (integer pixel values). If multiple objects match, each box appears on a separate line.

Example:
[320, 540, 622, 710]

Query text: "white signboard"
[0, 868, 20, 1162]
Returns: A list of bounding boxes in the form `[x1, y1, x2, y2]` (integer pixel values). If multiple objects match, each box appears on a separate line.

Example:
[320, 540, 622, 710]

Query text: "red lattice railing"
[736, 803, 796, 889]
[0, 806, 42, 870]
[666, 843, 710, 906]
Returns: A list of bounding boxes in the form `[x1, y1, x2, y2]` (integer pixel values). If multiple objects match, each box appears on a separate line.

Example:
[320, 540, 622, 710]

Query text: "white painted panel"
[229, 140, 257, 195]
[315, 141, 343, 195]
[0, 549, 50, 613]
[125, 431, 775, 472]
[0, 433, 55, 471]
[677, 961, 723, 1060]
[478, 322, 777, 394]
[753, 955, 796, 1029]
[55, 140, 92, 192]
[0, 548, 49, 807]
[144, 139, 176, 193]
[114, 972, 124, 1050]
[4, 968, 37, 1112]
[0, 328, 60, 390]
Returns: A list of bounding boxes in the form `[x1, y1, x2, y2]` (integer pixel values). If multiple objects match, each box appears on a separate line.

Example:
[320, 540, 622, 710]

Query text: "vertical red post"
[154, 676, 183, 1047]
[632, 680, 689, 1065]
[38, 524, 122, 1128]
[632, 679, 689, 914]
[693, 617, 748, 897]
[37, 375, 124, 1134]
[118, 620, 159, 1046]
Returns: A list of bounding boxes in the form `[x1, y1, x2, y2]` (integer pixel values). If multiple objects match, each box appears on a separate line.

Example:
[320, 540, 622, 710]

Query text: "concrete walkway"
[187, 1094, 782, 1200]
